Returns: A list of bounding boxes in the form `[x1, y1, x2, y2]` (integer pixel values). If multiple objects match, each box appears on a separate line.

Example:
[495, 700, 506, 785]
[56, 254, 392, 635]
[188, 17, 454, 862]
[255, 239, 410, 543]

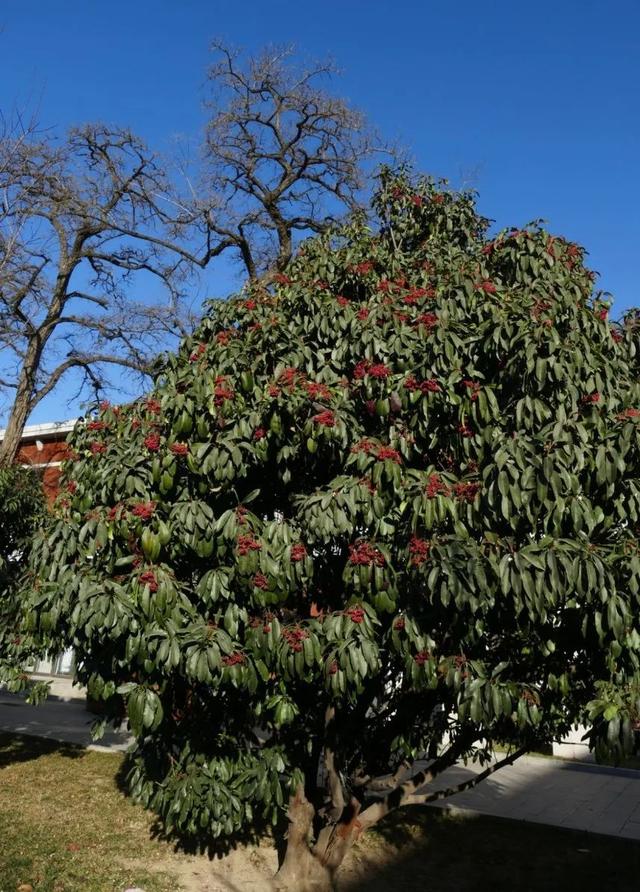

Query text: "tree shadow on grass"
[0, 730, 85, 767]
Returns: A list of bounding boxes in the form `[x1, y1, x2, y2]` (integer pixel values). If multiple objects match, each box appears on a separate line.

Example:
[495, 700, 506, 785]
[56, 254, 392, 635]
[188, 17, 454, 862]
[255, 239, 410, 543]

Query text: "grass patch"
[0, 732, 180, 892]
[0, 731, 639, 892]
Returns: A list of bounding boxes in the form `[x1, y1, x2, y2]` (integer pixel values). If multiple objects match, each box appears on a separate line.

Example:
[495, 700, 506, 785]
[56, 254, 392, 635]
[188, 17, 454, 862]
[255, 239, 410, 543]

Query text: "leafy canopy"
[25, 170, 640, 847]
[0, 465, 46, 694]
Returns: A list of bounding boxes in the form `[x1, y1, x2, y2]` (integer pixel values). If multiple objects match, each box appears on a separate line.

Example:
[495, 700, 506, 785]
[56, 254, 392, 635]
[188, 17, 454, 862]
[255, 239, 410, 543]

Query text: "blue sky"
[1, 0, 639, 424]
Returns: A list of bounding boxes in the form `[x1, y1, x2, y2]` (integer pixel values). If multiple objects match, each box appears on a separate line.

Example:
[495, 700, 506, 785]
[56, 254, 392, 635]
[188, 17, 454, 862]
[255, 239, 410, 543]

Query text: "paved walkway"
[1, 690, 639, 841]
[426, 754, 640, 841]
[0, 689, 131, 751]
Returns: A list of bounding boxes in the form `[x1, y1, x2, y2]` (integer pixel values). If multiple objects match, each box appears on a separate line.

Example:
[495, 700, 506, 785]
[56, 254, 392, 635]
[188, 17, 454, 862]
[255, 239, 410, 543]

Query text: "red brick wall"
[17, 437, 71, 503]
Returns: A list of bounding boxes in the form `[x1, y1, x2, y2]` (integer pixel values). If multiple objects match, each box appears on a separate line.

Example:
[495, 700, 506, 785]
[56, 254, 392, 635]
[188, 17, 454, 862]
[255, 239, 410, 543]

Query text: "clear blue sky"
[2, 0, 639, 424]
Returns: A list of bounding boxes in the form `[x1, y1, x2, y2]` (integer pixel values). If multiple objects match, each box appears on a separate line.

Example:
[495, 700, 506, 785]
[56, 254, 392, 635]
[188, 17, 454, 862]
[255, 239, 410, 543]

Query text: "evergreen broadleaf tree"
[0, 465, 48, 699]
[25, 169, 640, 889]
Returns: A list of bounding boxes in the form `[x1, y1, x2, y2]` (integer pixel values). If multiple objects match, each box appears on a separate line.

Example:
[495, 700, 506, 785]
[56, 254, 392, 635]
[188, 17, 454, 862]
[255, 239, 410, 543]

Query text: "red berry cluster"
[237, 534, 261, 556]
[414, 312, 438, 330]
[453, 482, 480, 502]
[348, 542, 385, 567]
[132, 501, 156, 520]
[462, 380, 481, 401]
[313, 409, 336, 427]
[376, 446, 402, 464]
[214, 376, 234, 406]
[425, 473, 450, 498]
[404, 376, 440, 394]
[282, 626, 309, 652]
[409, 536, 430, 566]
[345, 605, 366, 623]
[290, 544, 307, 562]
[139, 570, 158, 592]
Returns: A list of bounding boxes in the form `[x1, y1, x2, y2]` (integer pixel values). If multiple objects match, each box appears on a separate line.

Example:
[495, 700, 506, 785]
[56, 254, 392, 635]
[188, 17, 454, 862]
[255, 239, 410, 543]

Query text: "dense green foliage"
[24, 171, 640, 846]
[0, 465, 46, 692]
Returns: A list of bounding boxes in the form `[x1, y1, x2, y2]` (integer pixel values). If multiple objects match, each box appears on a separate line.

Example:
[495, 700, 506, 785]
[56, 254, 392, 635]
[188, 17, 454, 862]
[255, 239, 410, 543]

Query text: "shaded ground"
[1, 732, 639, 892]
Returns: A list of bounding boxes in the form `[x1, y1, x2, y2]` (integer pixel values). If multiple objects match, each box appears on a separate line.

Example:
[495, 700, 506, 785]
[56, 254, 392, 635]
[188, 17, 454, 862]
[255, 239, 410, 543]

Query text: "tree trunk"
[0, 329, 48, 466]
[0, 391, 31, 465]
[274, 787, 362, 892]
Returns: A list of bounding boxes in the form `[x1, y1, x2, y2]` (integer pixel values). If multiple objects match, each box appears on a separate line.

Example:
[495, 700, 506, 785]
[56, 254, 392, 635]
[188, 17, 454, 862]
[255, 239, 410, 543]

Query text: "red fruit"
[348, 542, 385, 567]
[425, 473, 451, 498]
[369, 363, 391, 379]
[290, 544, 307, 562]
[237, 534, 261, 556]
[131, 501, 156, 520]
[139, 570, 158, 592]
[313, 409, 336, 427]
[144, 434, 161, 451]
[345, 606, 365, 623]
[376, 445, 402, 464]
[409, 536, 430, 566]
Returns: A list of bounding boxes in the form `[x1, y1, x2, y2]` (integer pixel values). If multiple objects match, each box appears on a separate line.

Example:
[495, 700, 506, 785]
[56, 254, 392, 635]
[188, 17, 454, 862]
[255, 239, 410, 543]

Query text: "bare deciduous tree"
[0, 123, 221, 463]
[197, 41, 388, 281]
[0, 42, 389, 462]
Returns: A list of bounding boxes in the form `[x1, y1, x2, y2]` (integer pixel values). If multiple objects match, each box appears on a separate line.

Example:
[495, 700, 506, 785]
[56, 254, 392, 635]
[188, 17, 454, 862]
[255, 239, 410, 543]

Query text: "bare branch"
[199, 40, 392, 281]
[404, 747, 529, 807]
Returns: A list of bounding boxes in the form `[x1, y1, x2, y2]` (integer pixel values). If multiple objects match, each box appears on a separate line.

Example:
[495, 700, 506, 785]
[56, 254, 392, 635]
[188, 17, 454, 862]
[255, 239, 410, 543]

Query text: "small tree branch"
[404, 746, 529, 806]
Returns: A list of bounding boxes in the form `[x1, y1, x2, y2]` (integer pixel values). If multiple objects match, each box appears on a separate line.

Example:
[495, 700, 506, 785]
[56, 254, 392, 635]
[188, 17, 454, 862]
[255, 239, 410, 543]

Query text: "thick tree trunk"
[274, 787, 362, 892]
[0, 329, 49, 466]
[0, 391, 31, 465]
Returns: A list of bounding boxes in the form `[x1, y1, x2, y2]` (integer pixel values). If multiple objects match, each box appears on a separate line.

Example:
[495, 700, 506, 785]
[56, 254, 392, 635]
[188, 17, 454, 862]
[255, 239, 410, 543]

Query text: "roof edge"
[0, 419, 78, 443]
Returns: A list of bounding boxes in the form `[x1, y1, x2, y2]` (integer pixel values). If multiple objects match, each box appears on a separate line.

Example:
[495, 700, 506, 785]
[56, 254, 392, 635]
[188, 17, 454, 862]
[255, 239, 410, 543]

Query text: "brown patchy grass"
[0, 732, 183, 892]
[1, 731, 639, 892]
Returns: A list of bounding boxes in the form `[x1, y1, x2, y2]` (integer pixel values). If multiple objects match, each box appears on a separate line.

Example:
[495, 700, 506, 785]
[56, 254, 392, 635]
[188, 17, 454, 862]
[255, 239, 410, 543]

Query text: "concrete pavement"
[0, 687, 131, 752]
[426, 754, 640, 841]
[1, 689, 639, 840]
